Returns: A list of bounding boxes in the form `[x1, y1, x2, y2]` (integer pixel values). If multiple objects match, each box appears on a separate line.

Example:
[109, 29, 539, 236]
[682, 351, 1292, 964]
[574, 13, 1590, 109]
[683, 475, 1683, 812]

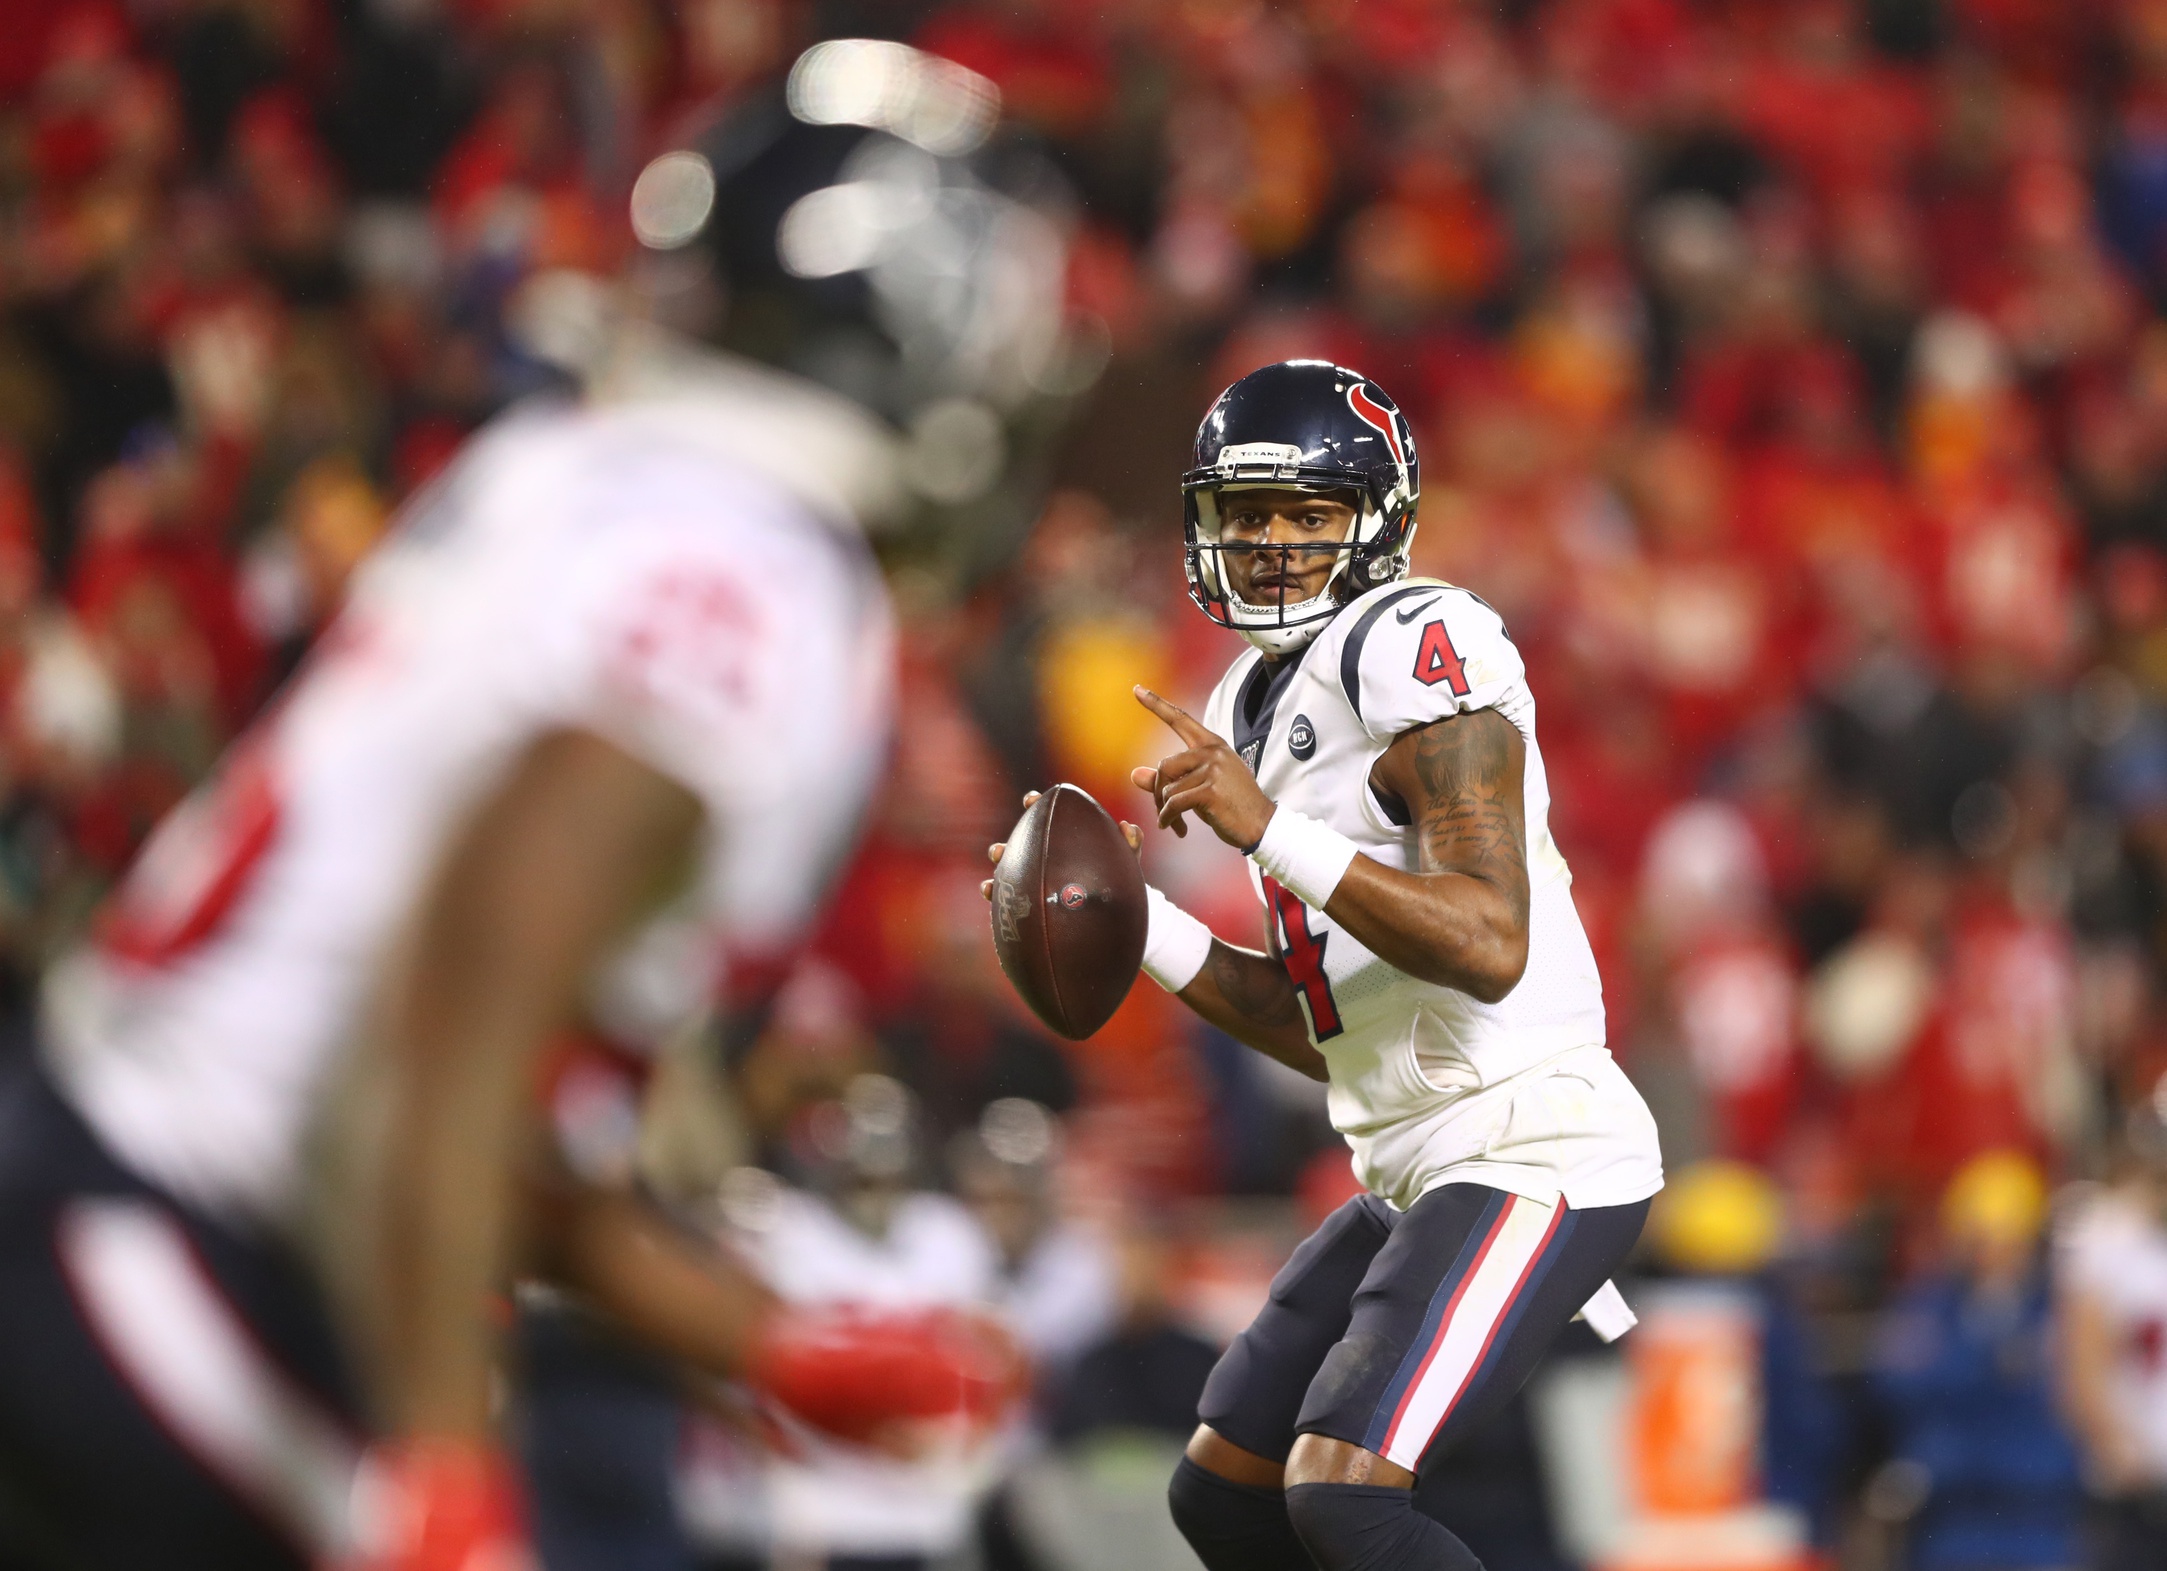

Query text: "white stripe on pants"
[1378, 1193, 1563, 1469]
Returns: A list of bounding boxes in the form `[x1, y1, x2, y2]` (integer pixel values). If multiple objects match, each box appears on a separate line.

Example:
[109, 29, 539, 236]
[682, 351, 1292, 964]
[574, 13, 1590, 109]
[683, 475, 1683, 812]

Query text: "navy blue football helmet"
[627, 40, 1081, 545]
[1182, 360, 1420, 655]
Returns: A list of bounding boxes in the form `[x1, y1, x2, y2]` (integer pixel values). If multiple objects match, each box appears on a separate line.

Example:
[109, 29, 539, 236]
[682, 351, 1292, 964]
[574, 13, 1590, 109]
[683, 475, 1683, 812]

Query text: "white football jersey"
[2057, 1186, 2167, 1483]
[40, 365, 896, 1229]
[1200, 578, 1661, 1211]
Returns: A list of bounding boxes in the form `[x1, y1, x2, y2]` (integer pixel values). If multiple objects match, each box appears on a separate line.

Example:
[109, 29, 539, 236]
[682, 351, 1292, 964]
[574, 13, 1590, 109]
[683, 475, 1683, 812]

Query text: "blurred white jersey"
[40, 364, 895, 1229]
[726, 1184, 1004, 1558]
[2058, 1186, 2167, 1483]
[1200, 579, 1661, 1211]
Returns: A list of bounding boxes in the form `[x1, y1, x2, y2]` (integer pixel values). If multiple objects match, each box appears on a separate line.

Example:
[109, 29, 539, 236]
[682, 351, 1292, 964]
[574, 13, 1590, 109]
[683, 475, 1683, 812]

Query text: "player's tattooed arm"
[1121, 685, 1527, 1006]
[1181, 938, 1327, 1079]
[1127, 811, 1322, 1076]
[1335, 706, 1531, 1002]
[1406, 709, 1530, 907]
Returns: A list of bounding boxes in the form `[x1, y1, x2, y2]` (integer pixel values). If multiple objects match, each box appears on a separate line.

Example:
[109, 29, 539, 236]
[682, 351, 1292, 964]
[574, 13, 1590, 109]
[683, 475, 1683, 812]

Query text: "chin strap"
[1227, 590, 1339, 654]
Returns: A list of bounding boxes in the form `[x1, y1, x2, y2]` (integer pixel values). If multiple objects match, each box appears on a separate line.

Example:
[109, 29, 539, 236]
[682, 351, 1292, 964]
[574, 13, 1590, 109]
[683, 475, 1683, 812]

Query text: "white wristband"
[1249, 807, 1359, 910]
[1142, 886, 1213, 993]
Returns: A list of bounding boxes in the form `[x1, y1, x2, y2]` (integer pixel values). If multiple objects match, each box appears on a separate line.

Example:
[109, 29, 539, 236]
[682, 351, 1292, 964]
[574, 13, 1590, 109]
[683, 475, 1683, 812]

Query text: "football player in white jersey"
[1133, 361, 1664, 1571]
[0, 41, 1068, 1571]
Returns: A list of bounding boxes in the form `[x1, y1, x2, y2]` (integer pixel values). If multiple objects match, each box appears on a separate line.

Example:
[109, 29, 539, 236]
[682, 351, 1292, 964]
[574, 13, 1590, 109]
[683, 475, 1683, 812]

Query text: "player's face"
[1217, 487, 1360, 608]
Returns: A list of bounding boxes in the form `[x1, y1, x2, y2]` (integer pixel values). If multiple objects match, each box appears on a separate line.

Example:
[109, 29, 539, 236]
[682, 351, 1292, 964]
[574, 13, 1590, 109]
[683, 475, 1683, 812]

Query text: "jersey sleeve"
[1345, 586, 1527, 743]
[520, 508, 889, 822]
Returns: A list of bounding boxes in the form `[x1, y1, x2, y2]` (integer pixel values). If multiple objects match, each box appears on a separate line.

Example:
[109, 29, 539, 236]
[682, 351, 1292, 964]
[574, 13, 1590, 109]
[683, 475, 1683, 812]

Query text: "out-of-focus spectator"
[726, 958, 883, 1180]
[1650, 1160, 1847, 1546]
[1049, 1213, 1219, 1451]
[953, 1097, 1119, 1390]
[2059, 1079, 2167, 1571]
[238, 451, 388, 680]
[1636, 800, 1804, 1165]
[1872, 1150, 2081, 1571]
[953, 1097, 1120, 1571]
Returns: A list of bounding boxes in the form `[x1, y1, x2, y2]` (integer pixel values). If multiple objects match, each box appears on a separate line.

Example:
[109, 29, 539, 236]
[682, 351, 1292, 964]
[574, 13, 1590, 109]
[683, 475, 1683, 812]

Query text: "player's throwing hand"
[1130, 686, 1276, 847]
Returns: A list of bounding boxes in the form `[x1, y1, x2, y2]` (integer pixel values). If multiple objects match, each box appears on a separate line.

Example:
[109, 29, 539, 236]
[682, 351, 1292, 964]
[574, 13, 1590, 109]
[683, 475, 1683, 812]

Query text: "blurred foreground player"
[0, 41, 1074, 1571]
[1132, 362, 1663, 1570]
[2059, 1079, 2167, 1571]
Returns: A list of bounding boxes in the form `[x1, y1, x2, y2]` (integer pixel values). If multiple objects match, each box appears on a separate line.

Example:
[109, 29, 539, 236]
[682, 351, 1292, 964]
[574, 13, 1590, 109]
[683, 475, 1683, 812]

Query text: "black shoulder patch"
[1339, 585, 1441, 721]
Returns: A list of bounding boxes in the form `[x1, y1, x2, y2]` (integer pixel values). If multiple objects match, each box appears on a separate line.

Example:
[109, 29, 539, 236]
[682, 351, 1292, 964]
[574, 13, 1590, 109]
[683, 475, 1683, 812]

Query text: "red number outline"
[97, 740, 282, 969]
[1264, 874, 1343, 1041]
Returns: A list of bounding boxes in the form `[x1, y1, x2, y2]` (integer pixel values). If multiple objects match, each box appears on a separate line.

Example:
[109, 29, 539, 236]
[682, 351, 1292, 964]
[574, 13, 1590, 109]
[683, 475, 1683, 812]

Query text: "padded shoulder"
[1333, 579, 1522, 741]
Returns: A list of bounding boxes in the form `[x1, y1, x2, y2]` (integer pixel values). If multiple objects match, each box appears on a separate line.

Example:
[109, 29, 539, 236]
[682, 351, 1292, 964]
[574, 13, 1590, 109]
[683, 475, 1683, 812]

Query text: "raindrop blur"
[630, 151, 717, 251]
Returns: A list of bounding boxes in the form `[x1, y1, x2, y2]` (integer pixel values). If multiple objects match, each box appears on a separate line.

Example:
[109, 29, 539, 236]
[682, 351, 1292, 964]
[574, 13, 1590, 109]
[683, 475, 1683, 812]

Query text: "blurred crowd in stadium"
[12, 0, 2167, 1567]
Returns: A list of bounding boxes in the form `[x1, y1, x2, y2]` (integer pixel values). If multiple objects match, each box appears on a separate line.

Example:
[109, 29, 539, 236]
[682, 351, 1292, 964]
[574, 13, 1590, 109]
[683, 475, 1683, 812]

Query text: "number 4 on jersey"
[1413, 620, 1471, 695]
[1263, 875, 1343, 1041]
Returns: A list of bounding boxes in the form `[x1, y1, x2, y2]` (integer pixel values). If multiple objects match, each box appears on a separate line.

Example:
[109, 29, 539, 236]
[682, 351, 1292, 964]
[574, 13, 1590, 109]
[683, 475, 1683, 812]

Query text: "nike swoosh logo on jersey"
[1393, 596, 1441, 623]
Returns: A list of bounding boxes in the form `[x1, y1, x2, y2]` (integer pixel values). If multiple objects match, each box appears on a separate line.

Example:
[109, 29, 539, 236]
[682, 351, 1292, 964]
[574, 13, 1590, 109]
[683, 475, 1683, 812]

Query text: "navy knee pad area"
[1166, 1456, 1315, 1571]
[1285, 1481, 1485, 1571]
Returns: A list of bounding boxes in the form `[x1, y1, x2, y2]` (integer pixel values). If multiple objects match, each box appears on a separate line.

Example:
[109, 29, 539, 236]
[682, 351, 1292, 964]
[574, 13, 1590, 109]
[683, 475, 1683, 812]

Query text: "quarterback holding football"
[1117, 360, 1663, 1570]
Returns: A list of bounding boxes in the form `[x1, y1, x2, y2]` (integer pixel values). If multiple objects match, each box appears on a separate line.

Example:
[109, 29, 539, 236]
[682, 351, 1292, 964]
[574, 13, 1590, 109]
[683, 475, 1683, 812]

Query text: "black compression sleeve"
[1167, 1456, 1315, 1571]
[1286, 1481, 1485, 1571]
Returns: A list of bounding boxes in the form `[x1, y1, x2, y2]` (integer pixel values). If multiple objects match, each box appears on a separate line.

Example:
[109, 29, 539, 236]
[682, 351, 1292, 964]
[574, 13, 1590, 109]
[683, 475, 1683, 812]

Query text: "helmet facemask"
[1184, 444, 1418, 658]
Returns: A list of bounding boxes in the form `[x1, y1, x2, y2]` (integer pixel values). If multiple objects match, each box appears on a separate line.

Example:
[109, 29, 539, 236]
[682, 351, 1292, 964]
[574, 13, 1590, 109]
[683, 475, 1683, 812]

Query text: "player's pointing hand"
[1132, 686, 1276, 851]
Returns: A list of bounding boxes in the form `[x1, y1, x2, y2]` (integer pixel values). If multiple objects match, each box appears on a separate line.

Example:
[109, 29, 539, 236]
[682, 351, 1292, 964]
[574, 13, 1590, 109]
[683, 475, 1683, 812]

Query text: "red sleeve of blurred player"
[747, 1304, 1027, 1447]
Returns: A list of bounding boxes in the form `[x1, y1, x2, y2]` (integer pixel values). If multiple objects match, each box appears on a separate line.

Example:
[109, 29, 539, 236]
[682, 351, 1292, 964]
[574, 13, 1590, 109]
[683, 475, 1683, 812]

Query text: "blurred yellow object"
[1652, 1161, 1782, 1276]
[1036, 615, 1173, 795]
[286, 455, 388, 583]
[1906, 389, 1995, 492]
[1514, 290, 1641, 433]
[1940, 1148, 2047, 1252]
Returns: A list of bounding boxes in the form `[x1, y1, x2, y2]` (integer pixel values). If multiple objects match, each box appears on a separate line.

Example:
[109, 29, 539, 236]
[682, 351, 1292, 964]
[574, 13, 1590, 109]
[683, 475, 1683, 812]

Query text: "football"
[988, 784, 1148, 1040]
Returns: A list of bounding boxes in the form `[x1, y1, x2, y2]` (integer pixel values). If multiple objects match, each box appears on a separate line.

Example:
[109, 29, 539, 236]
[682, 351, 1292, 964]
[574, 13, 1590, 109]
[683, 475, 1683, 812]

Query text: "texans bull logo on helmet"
[1346, 383, 1409, 472]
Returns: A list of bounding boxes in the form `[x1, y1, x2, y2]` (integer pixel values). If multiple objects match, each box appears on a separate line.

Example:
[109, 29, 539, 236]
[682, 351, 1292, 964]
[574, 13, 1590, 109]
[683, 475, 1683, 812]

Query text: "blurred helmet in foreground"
[630, 39, 1092, 562]
[1652, 1160, 1784, 1276]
